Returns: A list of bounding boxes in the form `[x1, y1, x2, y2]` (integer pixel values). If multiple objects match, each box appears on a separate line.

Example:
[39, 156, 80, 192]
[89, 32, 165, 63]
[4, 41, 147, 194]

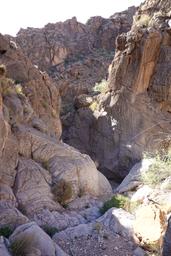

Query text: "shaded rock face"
[0, 33, 112, 230]
[64, 0, 171, 179]
[16, 7, 136, 102]
[0, 34, 62, 138]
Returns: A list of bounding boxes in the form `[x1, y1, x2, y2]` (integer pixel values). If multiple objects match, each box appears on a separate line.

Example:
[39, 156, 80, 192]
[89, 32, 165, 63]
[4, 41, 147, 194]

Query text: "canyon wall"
[64, 0, 171, 179]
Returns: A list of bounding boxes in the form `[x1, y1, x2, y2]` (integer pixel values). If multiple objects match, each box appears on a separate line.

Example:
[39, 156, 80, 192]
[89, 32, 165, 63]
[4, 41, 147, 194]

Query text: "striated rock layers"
[16, 7, 136, 102]
[64, 0, 171, 180]
[0, 34, 112, 231]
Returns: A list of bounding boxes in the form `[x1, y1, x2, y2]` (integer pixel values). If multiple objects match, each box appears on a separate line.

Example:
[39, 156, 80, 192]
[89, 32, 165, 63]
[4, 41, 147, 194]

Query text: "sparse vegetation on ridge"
[0, 66, 24, 97]
[135, 14, 151, 27]
[142, 151, 171, 188]
[93, 79, 108, 93]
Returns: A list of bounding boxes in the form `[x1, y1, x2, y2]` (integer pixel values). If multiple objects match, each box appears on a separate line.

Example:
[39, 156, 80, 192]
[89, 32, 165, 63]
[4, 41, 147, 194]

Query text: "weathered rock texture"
[64, 0, 171, 179]
[16, 7, 136, 102]
[9, 222, 57, 256]
[0, 34, 62, 138]
[0, 34, 112, 231]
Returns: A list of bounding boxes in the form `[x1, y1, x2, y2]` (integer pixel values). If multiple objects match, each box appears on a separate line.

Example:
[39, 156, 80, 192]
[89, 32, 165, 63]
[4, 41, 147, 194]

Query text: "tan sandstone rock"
[133, 204, 167, 245]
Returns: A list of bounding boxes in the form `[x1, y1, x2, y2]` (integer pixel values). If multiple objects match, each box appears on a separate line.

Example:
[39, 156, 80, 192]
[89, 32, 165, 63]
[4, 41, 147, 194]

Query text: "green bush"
[0, 226, 13, 238]
[100, 194, 131, 214]
[100, 194, 141, 214]
[142, 152, 171, 188]
[42, 225, 58, 237]
[52, 180, 73, 205]
[93, 79, 108, 93]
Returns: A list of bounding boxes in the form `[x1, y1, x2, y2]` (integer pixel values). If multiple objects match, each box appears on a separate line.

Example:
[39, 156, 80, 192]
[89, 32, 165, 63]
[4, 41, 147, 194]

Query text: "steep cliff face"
[16, 7, 136, 102]
[65, 0, 171, 179]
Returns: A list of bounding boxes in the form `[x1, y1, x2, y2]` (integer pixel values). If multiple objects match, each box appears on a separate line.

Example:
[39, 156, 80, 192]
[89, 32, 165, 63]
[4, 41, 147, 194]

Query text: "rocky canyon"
[0, 0, 171, 255]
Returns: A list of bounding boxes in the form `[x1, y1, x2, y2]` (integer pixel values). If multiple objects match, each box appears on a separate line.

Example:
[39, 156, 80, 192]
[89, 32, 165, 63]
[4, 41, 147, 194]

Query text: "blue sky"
[0, 0, 143, 36]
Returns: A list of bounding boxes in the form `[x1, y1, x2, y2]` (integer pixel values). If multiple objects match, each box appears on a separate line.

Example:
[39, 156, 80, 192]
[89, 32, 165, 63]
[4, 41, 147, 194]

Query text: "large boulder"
[34, 209, 86, 232]
[133, 204, 167, 245]
[0, 207, 28, 229]
[97, 207, 135, 238]
[9, 222, 57, 256]
[16, 127, 112, 205]
[116, 159, 154, 193]
[14, 159, 61, 217]
[0, 181, 28, 229]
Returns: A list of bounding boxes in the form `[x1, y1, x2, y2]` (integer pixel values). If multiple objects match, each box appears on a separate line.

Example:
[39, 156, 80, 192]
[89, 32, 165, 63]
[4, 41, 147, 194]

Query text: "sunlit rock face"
[15, 7, 136, 102]
[64, 0, 171, 179]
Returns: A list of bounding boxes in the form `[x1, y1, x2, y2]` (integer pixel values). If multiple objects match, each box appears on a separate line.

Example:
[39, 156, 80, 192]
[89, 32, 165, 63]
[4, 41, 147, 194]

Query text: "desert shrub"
[93, 79, 108, 93]
[100, 194, 131, 214]
[15, 84, 23, 95]
[42, 161, 49, 171]
[0, 64, 6, 76]
[42, 225, 58, 237]
[0, 226, 13, 238]
[41, 101, 49, 109]
[52, 180, 73, 205]
[94, 222, 102, 233]
[10, 235, 35, 256]
[89, 101, 98, 111]
[136, 14, 151, 27]
[0, 77, 15, 96]
[100, 194, 141, 214]
[142, 152, 171, 188]
[0, 77, 24, 98]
